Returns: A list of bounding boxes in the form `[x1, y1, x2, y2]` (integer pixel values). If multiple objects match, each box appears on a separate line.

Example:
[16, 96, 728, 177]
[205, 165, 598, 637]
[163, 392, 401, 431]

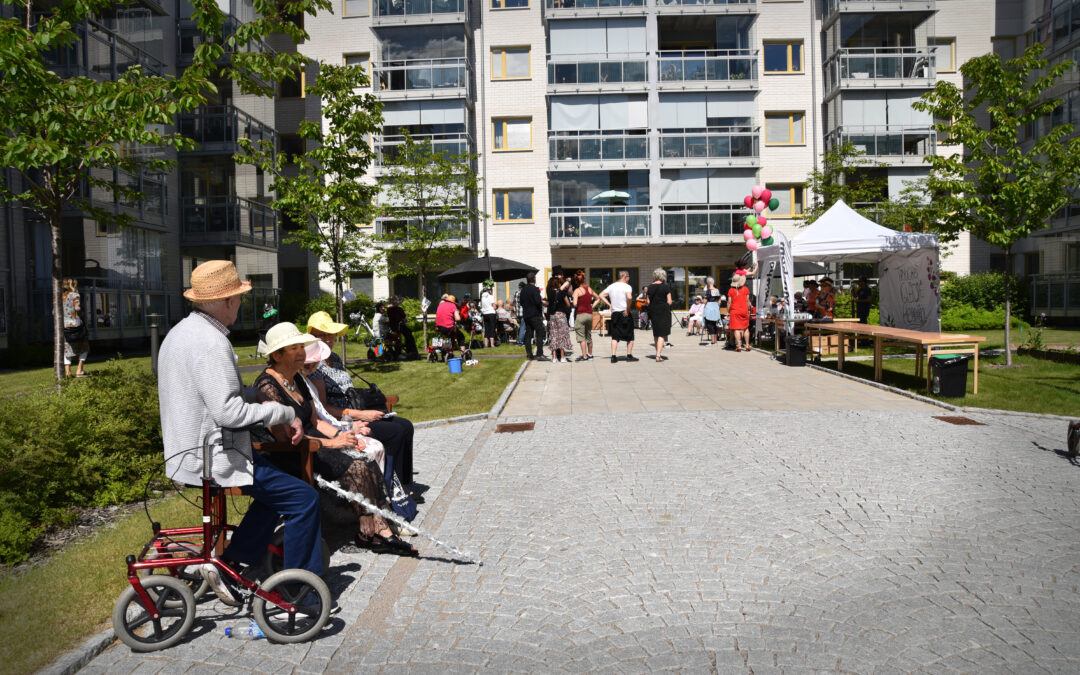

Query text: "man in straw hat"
[158, 260, 324, 599]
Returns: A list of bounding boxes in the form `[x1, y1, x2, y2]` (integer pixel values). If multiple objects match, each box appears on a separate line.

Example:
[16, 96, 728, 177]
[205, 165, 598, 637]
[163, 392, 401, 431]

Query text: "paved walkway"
[79, 344, 1080, 674]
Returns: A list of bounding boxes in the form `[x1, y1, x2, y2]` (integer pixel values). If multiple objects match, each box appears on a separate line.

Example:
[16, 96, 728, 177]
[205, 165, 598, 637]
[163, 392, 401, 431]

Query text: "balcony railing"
[375, 57, 471, 95]
[659, 126, 759, 161]
[824, 47, 935, 92]
[179, 105, 276, 154]
[655, 0, 756, 7]
[1030, 273, 1080, 317]
[373, 0, 467, 21]
[548, 53, 648, 88]
[27, 276, 171, 342]
[550, 206, 651, 242]
[375, 216, 471, 243]
[181, 196, 277, 248]
[826, 125, 936, 158]
[660, 206, 742, 237]
[657, 50, 757, 85]
[549, 131, 649, 163]
[544, 0, 644, 8]
[824, 0, 935, 23]
[376, 132, 473, 165]
[43, 18, 165, 79]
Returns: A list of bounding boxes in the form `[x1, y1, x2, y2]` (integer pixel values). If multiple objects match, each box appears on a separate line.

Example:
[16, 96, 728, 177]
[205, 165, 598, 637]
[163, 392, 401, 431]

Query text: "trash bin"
[930, 354, 970, 397]
[786, 335, 808, 367]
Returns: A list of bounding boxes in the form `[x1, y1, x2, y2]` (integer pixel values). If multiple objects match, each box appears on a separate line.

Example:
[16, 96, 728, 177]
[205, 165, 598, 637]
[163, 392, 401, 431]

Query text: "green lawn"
[817, 353, 1080, 416]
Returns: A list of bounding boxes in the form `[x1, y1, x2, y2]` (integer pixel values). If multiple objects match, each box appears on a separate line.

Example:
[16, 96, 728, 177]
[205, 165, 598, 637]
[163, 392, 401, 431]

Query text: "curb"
[488, 359, 530, 419]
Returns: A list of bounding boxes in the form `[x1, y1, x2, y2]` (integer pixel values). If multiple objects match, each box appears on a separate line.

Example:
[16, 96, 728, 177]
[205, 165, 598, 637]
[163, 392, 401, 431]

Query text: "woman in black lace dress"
[255, 323, 417, 556]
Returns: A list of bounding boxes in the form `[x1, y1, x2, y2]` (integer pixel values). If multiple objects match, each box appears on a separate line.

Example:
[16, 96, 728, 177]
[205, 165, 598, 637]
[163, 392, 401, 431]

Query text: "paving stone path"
[79, 352, 1080, 674]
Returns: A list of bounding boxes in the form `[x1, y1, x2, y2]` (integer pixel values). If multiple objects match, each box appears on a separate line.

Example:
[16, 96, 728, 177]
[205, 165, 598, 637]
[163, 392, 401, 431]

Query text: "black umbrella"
[793, 262, 828, 276]
[438, 252, 538, 283]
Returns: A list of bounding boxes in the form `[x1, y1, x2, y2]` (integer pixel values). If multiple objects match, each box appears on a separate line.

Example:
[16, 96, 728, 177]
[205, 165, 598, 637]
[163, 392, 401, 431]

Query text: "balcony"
[658, 126, 759, 167]
[656, 50, 757, 90]
[43, 18, 164, 80]
[547, 54, 648, 93]
[179, 105, 276, 155]
[825, 125, 935, 162]
[548, 131, 649, 169]
[374, 215, 472, 246]
[375, 57, 471, 100]
[1030, 273, 1080, 319]
[178, 17, 273, 69]
[373, 0, 468, 26]
[181, 196, 278, 250]
[660, 206, 742, 242]
[823, 0, 935, 28]
[544, 0, 646, 19]
[654, 0, 757, 15]
[550, 206, 651, 246]
[824, 47, 935, 95]
[375, 132, 473, 166]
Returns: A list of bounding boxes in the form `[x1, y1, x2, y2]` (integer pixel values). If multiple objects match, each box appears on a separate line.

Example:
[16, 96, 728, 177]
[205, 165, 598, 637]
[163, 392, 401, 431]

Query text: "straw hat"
[304, 339, 331, 364]
[259, 322, 319, 356]
[183, 261, 251, 302]
[306, 310, 349, 336]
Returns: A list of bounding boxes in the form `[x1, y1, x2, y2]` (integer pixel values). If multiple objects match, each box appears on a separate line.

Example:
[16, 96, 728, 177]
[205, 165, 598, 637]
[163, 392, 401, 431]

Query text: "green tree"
[237, 62, 383, 325]
[0, 0, 326, 383]
[803, 141, 889, 225]
[377, 132, 484, 347]
[913, 43, 1080, 365]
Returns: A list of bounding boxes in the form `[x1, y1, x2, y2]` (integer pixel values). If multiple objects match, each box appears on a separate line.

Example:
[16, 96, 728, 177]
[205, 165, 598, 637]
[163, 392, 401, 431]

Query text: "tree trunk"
[51, 216, 64, 385]
[419, 269, 428, 350]
[1004, 247, 1013, 367]
[336, 272, 347, 365]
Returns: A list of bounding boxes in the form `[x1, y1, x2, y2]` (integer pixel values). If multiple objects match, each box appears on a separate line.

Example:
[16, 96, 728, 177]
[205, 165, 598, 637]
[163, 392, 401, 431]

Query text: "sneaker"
[610, 355, 618, 363]
[199, 563, 242, 607]
[534, 355, 551, 362]
[561, 358, 569, 363]
[626, 354, 639, 362]
[575, 356, 588, 362]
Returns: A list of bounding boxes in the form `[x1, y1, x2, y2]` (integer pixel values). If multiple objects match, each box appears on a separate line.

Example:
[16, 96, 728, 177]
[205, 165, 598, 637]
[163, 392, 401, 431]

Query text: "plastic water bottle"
[341, 412, 353, 433]
[224, 622, 265, 640]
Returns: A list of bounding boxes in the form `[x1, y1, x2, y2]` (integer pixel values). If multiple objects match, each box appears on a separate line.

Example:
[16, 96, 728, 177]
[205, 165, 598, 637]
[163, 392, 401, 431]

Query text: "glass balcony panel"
[660, 60, 684, 82]
[599, 62, 621, 83]
[663, 214, 686, 236]
[710, 213, 733, 235]
[707, 59, 728, 80]
[601, 137, 623, 159]
[579, 137, 601, 160]
[623, 61, 646, 82]
[708, 136, 730, 158]
[661, 136, 683, 158]
[684, 58, 707, 81]
[625, 137, 648, 159]
[687, 214, 709, 236]
[554, 63, 576, 84]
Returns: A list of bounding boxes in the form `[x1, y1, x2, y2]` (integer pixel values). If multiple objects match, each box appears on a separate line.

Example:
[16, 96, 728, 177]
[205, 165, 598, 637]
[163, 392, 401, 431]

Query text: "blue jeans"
[224, 452, 323, 576]
[517, 321, 526, 345]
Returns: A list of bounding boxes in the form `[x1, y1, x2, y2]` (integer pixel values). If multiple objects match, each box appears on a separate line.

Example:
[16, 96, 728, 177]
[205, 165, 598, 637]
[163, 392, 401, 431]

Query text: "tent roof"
[788, 200, 938, 263]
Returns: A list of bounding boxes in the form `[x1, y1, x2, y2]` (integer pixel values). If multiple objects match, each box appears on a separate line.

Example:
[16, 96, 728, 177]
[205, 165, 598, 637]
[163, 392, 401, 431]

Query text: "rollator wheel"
[141, 541, 209, 605]
[253, 569, 331, 643]
[463, 349, 473, 361]
[367, 348, 376, 361]
[261, 529, 332, 577]
[112, 576, 196, 652]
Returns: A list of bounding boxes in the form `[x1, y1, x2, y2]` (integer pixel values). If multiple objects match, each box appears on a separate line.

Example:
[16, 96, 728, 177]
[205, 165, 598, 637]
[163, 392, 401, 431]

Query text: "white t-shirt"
[603, 281, 633, 312]
[480, 290, 496, 315]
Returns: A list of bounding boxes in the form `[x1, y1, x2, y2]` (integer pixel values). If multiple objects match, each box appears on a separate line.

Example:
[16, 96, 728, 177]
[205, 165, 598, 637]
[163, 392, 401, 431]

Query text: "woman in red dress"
[727, 272, 751, 352]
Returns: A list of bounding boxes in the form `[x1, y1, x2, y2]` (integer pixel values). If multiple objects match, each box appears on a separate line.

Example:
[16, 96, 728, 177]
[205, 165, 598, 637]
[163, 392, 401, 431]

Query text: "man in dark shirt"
[855, 276, 873, 324]
[519, 272, 548, 361]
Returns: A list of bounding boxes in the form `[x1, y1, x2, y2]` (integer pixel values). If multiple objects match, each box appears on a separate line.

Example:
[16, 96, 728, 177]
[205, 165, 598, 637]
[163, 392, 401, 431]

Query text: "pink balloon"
[743, 195, 754, 209]
[760, 225, 773, 239]
[751, 185, 764, 200]
[743, 229, 754, 240]
[760, 188, 772, 204]
[746, 238, 759, 251]
[757, 216, 767, 227]
[753, 201, 766, 214]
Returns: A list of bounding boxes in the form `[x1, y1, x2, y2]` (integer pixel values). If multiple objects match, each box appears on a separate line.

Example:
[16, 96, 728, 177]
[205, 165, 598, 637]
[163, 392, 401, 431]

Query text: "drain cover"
[495, 422, 535, 433]
[932, 416, 985, 426]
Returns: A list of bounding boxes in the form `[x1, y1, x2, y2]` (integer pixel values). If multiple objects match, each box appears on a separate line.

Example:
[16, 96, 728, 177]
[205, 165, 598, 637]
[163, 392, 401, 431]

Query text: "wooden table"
[805, 323, 987, 394]
[760, 316, 859, 358]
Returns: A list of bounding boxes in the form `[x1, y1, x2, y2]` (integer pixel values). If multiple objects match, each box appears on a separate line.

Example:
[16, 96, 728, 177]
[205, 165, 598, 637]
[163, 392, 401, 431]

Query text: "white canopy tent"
[755, 200, 942, 334]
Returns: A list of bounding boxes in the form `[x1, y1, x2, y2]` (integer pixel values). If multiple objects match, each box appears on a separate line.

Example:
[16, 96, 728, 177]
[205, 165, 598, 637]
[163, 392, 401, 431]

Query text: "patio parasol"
[438, 251, 538, 283]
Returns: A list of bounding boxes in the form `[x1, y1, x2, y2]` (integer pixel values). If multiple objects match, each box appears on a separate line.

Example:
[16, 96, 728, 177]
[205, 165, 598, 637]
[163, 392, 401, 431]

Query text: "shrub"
[941, 272, 1029, 318]
[940, 305, 1030, 332]
[0, 361, 163, 564]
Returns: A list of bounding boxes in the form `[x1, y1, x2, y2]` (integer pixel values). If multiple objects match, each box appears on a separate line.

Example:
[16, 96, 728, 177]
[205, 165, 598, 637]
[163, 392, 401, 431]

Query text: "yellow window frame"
[491, 0, 528, 7]
[493, 188, 534, 222]
[492, 117, 533, 151]
[342, 0, 369, 17]
[491, 47, 531, 80]
[278, 67, 305, 99]
[932, 37, 956, 73]
[764, 112, 805, 146]
[763, 40, 803, 74]
[765, 184, 805, 218]
[343, 52, 371, 76]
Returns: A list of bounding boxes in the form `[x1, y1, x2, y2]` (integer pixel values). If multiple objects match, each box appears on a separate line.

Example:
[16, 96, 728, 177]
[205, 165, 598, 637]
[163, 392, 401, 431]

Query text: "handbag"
[63, 322, 88, 344]
[346, 375, 388, 413]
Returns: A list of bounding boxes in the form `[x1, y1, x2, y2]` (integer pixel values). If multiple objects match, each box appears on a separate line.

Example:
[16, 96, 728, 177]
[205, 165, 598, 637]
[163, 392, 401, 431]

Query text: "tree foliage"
[376, 132, 484, 346]
[913, 43, 1080, 363]
[237, 62, 383, 323]
[0, 0, 329, 382]
[802, 141, 889, 225]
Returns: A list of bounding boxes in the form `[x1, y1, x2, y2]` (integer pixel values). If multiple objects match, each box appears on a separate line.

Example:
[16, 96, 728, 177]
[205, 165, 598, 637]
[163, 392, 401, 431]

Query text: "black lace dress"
[253, 371, 393, 537]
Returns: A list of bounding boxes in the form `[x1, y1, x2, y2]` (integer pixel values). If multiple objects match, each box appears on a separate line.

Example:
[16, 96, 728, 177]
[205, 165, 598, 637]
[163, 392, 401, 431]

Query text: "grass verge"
[817, 353, 1080, 416]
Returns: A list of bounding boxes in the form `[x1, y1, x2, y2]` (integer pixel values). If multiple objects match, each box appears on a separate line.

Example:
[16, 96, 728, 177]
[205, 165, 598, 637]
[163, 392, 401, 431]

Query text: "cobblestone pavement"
[82, 379, 1080, 672]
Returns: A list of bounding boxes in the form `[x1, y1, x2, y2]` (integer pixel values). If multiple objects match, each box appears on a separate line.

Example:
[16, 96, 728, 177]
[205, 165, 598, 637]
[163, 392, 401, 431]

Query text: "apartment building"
[299, 0, 998, 310]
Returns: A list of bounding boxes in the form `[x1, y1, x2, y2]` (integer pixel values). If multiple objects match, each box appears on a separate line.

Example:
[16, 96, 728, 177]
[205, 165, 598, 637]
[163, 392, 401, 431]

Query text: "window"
[1023, 252, 1039, 276]
[491, 0, 527, 6]
[279, 134, 304, 160]
[350, 272, 374, 298]
[492, 47, 530, 80]
[931, 38, 956, 73]
[765, 112, 804, 145]
[989, 254, 1007, 272]
[767, 185, 804, 217]
[1067, 243, 1080, 271]
[278, 1, 303, 29]
[494, 189, 533, 221]
[343, 0, 368, 16]
[493, 117, 532, 151]
[344, 53, 370, 76]
[589, 268, 639, 295]
[279, 67, 304, 98]
[763, 41, 802, 74]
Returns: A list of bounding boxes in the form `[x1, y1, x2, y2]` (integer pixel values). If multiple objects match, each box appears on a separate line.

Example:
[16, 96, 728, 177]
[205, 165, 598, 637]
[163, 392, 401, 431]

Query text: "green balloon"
[752, 224, 762, 238]
[763, 236, 774, 246]
[769, 197, 780, 211]
[746, 214, 757, 226]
